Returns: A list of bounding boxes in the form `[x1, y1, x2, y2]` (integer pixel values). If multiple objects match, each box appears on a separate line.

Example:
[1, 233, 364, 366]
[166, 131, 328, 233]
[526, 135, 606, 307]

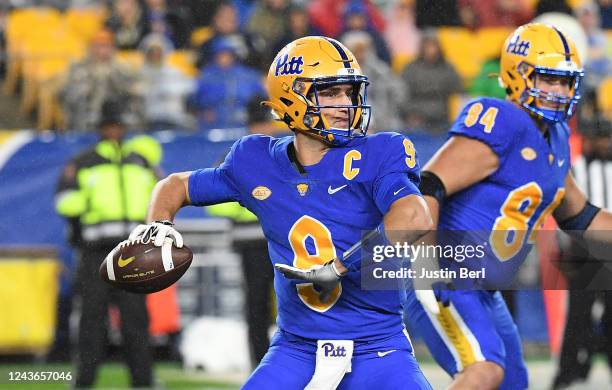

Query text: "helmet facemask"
[293, 75, 371, 146]
[517, 62, 584, 123]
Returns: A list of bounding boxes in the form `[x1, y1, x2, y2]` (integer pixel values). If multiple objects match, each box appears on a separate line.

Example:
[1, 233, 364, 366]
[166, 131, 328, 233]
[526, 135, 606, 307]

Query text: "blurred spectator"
[575, 2, 611, 97]
[144, 0, 191, 48]
[552, 117, 612, 390]
[468, 57, 505, 99]
[415, 0, 460, 28]
[308, 0, 386, 38]
[70, 0, 108, 7]
[190, 38, 265, 130]
[384, 0, 421, 66]
[339, 1, 391, 64]
[601, 0, 612, 28]
[535, 0, 572, 17]
[458, 0, 533, 29]
[59, 30, 144, 131]
[247, 0, 290, 49]
[400, 31, 462, 133]
[271, 4, 320, 61]
[105, 0, 149, 50]
[342, 31, 404, 131]
[139, 34, 195, 130]
[196, 1, 265, 70]
[55, 101, 160, 388]
[0, 4, 7, 79]
[184, 0, 220, 28]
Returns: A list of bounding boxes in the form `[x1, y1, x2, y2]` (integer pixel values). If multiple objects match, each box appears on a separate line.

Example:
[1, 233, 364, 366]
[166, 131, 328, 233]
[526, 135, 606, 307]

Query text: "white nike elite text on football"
[328, 184, 348, 194]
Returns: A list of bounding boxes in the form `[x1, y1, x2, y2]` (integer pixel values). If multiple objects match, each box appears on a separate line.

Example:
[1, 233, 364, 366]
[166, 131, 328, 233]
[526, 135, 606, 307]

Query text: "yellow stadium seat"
[167, 50, 198, 77]
[19, 27, 85, 116]
[476, 27, 512, 61]
[37, 76, 65, 131]
[598, 78, 612, 119]
[64, 8, 105, 42]
[0, 255, 60, 353]
[190, 26, 213, 48]
[391, 53, 415, 75]
[116, 50, 145, 70]
[437, 27, 480, 84]
[567, 0, 589, 9]
[3, 8, 63, 95]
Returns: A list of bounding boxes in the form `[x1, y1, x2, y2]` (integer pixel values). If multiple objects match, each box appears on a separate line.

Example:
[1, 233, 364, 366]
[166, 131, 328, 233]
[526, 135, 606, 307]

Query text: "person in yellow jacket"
[206, 96, 276, 368]
[55, 101, 160, 388]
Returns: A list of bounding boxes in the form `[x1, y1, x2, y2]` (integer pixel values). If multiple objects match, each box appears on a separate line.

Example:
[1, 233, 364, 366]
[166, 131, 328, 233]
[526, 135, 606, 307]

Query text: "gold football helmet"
[263, 36, 371, 146]
[500, 23, 584, 123]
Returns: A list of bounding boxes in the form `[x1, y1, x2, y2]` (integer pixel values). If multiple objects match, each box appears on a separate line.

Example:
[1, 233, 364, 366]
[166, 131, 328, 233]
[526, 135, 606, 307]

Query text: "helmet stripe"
[324, 38, 352, 69]
[552, 27, 571, 61]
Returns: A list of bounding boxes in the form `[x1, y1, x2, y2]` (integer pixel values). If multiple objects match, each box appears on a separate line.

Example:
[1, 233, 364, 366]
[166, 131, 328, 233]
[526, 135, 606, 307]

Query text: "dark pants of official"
[74, 245, 152, 388]
[554, 255, 612, 388]
[236, 239, 274, 367]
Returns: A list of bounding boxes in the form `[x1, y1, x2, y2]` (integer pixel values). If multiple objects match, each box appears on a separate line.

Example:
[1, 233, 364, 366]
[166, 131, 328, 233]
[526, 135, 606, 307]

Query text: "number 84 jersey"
[439, 97, 570, 288]
[188, 132, 422, 341]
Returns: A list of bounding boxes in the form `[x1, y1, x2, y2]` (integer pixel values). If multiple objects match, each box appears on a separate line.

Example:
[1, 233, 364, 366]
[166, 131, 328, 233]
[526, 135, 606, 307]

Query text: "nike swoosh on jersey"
[328, 184, 348, 194]
[377, 350, 397, 357]
[393, 186, 407, 196]
[557, 159, 565, 167]
[118, 255, 136, 268]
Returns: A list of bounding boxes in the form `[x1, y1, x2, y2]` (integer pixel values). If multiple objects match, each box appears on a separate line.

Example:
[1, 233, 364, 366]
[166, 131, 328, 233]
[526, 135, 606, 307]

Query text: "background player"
[128, 36, 433, 389]
[405, 23, 612, 390]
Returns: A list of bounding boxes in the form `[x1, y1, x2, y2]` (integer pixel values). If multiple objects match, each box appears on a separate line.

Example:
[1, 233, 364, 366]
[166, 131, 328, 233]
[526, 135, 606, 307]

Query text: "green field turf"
[0, 357, 610, 389]
[0, 362, 240, 390]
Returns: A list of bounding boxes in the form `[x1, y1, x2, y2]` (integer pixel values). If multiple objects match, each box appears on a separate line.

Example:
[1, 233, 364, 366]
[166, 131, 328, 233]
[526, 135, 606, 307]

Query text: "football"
[99, 237, 193, 294]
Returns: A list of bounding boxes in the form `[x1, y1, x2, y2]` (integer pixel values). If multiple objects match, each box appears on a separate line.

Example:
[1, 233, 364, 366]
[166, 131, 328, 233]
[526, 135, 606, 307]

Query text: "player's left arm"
[553, 172, 612, 243]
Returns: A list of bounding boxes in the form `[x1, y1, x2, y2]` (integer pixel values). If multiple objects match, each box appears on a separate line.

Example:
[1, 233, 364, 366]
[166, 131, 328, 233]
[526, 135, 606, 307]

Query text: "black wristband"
[154, 220, 175, 226]
[558, 201, 600, 234]
[419, 171, 447, 205]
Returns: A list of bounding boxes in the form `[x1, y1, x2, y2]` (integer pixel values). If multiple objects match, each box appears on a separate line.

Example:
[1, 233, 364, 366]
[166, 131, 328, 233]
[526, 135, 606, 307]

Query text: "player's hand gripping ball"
[99, 224, 192, 294]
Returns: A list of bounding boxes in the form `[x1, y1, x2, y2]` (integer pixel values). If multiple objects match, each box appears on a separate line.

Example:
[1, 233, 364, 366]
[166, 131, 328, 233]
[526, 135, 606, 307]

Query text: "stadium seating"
[437, 27, 510, 85]
[167, 50, 199, 77]
[598, 77, 612, 120]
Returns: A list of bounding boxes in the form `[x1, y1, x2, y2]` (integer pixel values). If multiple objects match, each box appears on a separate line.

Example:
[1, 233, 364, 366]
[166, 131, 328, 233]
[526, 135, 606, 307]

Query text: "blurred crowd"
[0, 0, 610, 134]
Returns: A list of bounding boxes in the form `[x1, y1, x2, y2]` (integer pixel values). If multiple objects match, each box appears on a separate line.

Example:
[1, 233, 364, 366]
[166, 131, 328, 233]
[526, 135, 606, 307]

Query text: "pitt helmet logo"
[297, 183, 309, 196]
[252, 186, 272, 200]
[506, 34, 530, 57]
[322, 342, 347, 357]
[275, 54, 304, 76]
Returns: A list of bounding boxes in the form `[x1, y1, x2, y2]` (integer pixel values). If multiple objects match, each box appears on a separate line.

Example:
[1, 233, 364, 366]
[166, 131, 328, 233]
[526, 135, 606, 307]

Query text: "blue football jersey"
[188, 132, 421, 341]
[438, 97, 570, 287]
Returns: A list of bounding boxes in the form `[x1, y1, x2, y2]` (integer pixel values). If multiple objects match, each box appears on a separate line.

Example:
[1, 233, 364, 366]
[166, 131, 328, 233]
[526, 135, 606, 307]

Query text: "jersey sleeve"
[188, 140, 242, 206]
[373, 133, 422, 214]
[449, 98, 516, 158]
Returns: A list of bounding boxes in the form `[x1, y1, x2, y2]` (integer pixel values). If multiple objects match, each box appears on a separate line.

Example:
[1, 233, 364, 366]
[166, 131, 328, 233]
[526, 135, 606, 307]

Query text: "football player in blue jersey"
[404, 23, 612, 390]
[128, 36, 433, 389]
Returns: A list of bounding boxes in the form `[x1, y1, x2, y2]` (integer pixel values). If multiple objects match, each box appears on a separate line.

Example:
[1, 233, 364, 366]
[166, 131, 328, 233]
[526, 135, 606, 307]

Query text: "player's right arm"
[146, 172, 193, 223]
[130, 139, 243, 246]
[414, 99, 506, 313]
[421, 98, 512, 222]
[422, 135, 499, 224]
